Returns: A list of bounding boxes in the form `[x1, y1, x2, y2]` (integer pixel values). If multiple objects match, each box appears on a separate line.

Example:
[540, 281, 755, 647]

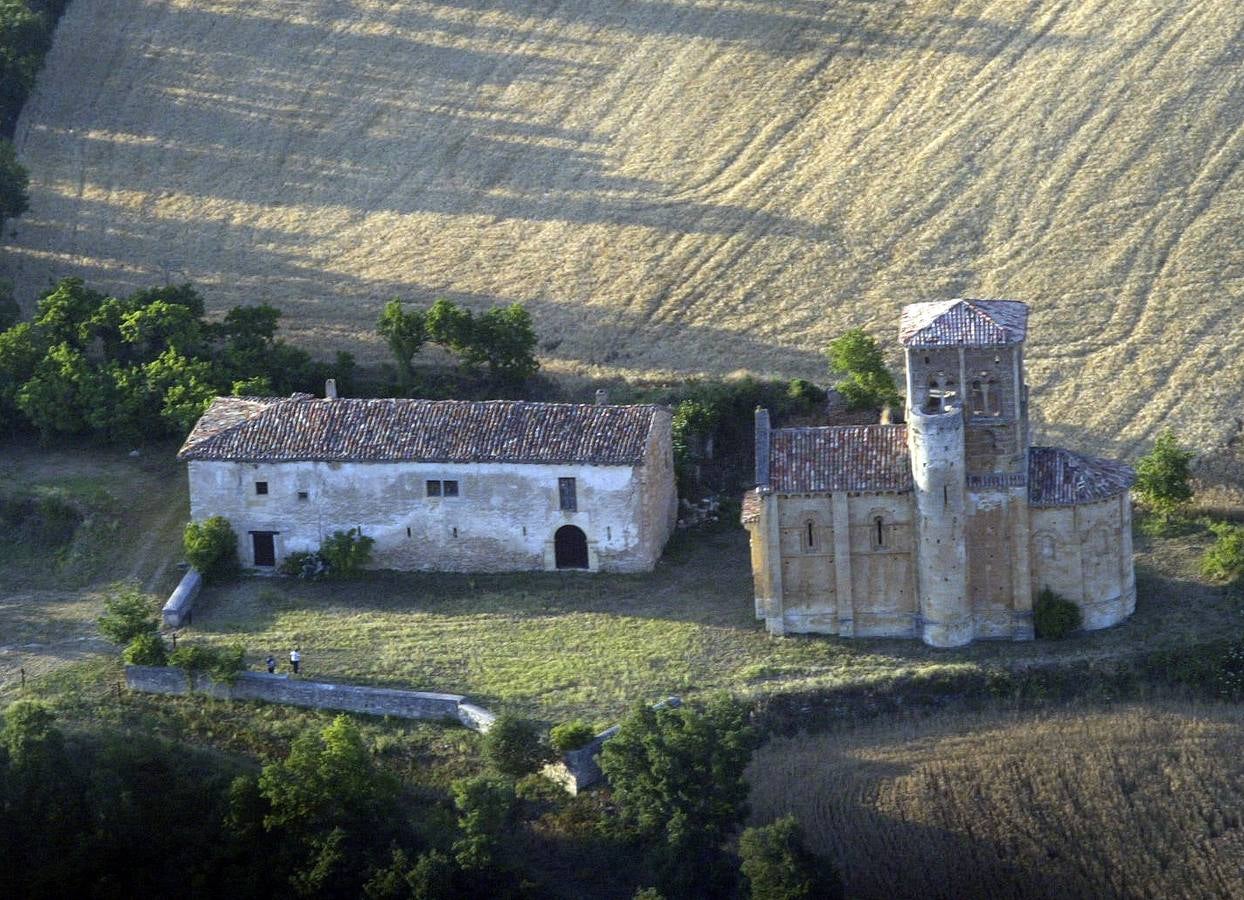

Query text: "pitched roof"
[178, 395, 663, 465]
[767, 425, 911, 493]
[899, 299, 1029, 347]
[1028, 446, 1135, 506]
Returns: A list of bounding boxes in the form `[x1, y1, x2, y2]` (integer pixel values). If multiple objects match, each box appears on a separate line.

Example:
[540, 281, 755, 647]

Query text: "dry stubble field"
[749, 703, 1244, 899]
[4, 0, 1244, 461]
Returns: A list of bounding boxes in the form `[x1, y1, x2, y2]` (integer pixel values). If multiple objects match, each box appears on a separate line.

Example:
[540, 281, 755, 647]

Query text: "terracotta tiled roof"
[768, 425, 911, 493]
[1028, 446, 1135, 506]
[740, 490, 761, 525]
[899, 299, 1028, 347]
[179, 396, 663, 465]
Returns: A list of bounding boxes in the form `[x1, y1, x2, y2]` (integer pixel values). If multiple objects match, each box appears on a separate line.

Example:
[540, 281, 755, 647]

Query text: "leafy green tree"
[599, 695, 759, 895]
[482, 715, 551, 779]
[97, 581, 160, 645]
[671, 398, 719, 492]
[0, 320, 43, 427]
[377, 299, 426, 388]
[425, 298, 475, 355]
[147, 349, 218, 433]
[0, 2, 52, 124]
[1135, 429, 1194, 516]
[826, 328, 899, 411]
[258, 715, 402, 896]
[120, 299, 204, 358]
[0, 138, 28, 233]
[738, 816, 841, 900]
[32, 278, 107, 348]
[232, 374, 274, 395]
[451, 774, 516, 871]
[16, 341, 98, 435]
[183, 516, 240, 582]
[471, 304, 539, 382]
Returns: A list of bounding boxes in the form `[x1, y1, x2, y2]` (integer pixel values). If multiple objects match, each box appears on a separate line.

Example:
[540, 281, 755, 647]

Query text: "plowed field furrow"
[5, 0, 1243, 455]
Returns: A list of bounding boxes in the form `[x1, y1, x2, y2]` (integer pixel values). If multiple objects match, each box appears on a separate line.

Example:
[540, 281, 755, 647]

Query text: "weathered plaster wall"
[188, 454, 671, 574]
[1030, 494, 1134, 630]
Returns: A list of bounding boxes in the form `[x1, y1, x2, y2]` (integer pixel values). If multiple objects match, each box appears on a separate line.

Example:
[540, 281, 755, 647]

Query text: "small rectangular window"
[558, 477, 577, 511]
[297, 490, 309, 501]
[255, 481, 268, 495]
[443, 480, 459, 497]
[426, 480, 442, 497]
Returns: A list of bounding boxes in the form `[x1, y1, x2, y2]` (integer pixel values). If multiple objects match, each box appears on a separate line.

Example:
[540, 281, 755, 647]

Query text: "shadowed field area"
[4, 0, 1244, 459]
[749, 702, 1244, 899]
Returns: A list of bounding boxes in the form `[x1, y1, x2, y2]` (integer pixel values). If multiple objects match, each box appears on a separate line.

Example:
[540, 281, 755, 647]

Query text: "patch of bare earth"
[3, 0, 1243, 461]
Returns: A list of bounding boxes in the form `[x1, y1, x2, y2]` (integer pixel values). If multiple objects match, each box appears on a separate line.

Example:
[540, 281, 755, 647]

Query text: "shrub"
[279, 550, 329, 580]
[786, 378, 826, 408]
[739, 816, 842, 900]
[1202, 521, 1244, 589]
[123, 632, 168, 666]
[318, 527, 374, 578]
[183, 516, 239, 582]
[98, 582, 159, 645]
[170, 643, 246, 685]
[549, 720, 596, 754]
[482, 715, 552, 779]
[1034, 587, 1082, 639]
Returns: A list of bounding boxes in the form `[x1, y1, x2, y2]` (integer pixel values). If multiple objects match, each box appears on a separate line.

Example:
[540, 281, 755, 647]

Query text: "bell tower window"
[970, 373, 999, 417]
[924, 372, 957, 413]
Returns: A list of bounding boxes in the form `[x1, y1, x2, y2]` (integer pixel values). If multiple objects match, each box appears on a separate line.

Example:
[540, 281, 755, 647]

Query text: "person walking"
[290, 647, 301, 675]
[265, 655, 276, 674]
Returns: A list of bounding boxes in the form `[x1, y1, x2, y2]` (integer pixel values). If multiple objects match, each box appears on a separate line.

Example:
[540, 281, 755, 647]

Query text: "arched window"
[805, 520, 816, 552]
[874, 516, 885, 549]
[970, 372, 999, 417]
[924, 372, 957, 413]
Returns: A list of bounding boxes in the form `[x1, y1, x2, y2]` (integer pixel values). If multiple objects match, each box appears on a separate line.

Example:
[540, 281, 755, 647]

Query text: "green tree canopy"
[739, 816, 842, 900]
[599, 695, 759, 895]
[1135, 429, 1194, 514]
[826, 328, 899, 411]
[377, 298, 426, 388]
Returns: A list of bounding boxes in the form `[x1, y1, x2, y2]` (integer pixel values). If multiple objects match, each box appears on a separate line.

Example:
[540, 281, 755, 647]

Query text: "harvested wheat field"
[5, 0, 1244, 456]
[749, 703, 1244, 899]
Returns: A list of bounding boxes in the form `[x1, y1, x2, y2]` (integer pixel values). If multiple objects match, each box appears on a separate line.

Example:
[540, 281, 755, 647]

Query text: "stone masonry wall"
[188, 455, 670, 574]
[124, 666, 496, 731]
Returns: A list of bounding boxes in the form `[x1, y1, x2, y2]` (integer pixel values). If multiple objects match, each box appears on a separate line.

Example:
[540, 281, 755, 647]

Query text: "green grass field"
[176, 517, 1236, 724]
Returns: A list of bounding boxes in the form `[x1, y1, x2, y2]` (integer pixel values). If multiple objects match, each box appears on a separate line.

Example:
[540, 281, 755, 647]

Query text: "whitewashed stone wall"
[187, 432, 676, 574]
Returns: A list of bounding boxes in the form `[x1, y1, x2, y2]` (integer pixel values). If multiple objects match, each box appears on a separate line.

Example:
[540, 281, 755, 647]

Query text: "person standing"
[290, 647, 301, 675]
[266, 655, 276, 674]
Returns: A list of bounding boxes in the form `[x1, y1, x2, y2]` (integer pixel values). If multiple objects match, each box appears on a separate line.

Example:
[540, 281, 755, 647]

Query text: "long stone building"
[743, 299, 1136, 647]
[179, 389, 677, 573]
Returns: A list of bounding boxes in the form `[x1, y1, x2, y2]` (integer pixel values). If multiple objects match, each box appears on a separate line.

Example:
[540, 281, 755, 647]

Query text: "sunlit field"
[5, 0, 1244, 461]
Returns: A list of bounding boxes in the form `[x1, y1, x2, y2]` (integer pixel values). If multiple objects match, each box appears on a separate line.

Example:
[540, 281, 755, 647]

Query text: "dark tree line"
[0, 277, 355, 441]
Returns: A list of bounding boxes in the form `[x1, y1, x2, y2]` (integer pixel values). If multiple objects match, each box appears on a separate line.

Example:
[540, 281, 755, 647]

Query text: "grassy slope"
[748, 702, 1244, 898]
[4, 0, 1243, 459]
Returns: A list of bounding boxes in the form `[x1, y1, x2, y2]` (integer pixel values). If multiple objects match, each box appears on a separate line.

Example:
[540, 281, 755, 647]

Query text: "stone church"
[179, 390, 677, 574]
[742, 299, 1136, 647]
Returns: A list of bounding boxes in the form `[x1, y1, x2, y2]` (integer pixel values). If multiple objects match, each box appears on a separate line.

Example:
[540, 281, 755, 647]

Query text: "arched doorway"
[554, 525, 589, 570]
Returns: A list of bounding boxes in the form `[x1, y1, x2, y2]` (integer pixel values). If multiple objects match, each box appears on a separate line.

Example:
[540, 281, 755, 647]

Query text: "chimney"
[325, 378, 338, 400]
[594, 388, 609, 405]
[754, 407, 771, 488]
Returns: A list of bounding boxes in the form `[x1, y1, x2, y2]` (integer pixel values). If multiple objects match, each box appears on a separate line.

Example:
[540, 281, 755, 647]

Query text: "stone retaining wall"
[124, 666, 495, 731]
